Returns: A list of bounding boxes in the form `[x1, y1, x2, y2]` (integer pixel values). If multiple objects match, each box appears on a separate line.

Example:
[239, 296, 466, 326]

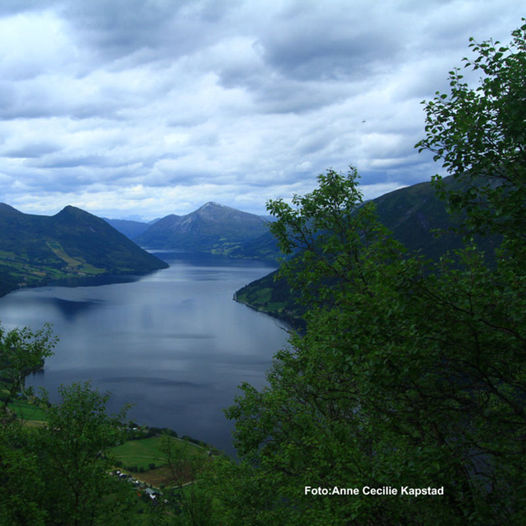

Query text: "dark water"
[0, 252, 290, 455]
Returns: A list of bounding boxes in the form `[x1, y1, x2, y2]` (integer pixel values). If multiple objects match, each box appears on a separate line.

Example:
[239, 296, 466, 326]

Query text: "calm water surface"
[0, 252, 290, 455]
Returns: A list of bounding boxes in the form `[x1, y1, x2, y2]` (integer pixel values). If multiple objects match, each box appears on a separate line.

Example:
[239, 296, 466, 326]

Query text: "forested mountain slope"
[235, 176, 499, 326]
[0, 204, 168, 296]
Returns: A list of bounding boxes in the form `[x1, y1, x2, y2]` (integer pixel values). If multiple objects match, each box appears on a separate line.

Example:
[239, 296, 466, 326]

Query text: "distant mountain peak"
[136, 201, 270, 252]
[0, 203, 22, 215]
[199, 201, 225, 210]
[55, 205, 95, 221]
[57, 205, 83, 214]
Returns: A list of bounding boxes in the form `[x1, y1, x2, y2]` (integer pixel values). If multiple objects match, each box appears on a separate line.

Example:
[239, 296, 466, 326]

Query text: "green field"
[7, 400, 47, 422]
[111, 435, 205, 471]
[6, 400, 207, 473]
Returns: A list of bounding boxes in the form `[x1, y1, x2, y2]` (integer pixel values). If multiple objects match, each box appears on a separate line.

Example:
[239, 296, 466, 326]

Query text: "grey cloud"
[29, 155, 113, 169]
[59, 0, 236, 68]
[61, 0, 182, 53]
[220, 67, 350, 114]
[0, 1, 55, 16]
[256, 84, 344, 115]
[3, 143, 61, 158]
[295, 129, 334, 157]
[0, 1, 522, 218]
[0, 101, 119, 122]
[260, 30, 398, 82]
[254, 4, 402, 82]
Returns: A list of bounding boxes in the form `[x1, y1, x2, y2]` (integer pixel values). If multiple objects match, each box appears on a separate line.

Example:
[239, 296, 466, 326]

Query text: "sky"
[0, 1, 522, 220]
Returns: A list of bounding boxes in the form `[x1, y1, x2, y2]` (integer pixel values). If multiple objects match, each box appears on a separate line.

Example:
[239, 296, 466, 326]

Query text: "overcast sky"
[0, 1, 522, 220]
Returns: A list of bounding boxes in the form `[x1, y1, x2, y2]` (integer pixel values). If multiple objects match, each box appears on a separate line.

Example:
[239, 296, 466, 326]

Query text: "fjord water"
[0, 252, 289, 455]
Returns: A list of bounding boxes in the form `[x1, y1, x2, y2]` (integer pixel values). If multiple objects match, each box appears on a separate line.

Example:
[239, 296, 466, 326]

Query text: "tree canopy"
[0, 323, 56, 416]
[0, 381, 139, 526]
[220, 22, 526, 526]
[416, 20, 526, 241]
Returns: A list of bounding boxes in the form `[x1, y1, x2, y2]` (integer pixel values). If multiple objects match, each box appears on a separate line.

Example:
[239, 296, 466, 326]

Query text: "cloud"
[3, 142, 61, 159]
[0, 0, 522, 219]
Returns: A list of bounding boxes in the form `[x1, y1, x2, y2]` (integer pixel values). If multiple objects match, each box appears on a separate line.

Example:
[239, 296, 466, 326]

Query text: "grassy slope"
[7, 399, 47, 422]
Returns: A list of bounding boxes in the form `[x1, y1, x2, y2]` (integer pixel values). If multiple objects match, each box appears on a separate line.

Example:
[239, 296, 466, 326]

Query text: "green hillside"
[235, 177, 500, 327]
[228, 229, 281, 261]
[0, 204, 168, 297]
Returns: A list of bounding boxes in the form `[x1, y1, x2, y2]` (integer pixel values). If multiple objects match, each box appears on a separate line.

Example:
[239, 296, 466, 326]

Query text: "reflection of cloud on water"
[106, 331, 214, 340]
[100, 376, 204, 388]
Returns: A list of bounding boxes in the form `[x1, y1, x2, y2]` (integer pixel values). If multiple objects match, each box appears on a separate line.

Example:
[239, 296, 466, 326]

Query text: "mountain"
[0, 204, 168, 297]
[234, 177, 500, 327]
[135, 202, 271, 254]
[228, 230, 281, 261]
[104, 218, 152, 239]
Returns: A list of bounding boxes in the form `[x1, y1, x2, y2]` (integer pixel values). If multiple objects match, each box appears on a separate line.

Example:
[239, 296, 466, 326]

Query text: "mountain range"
[0, 204, 168, 297]
[106, 177, 493, 265]
[1, 177, 498, 306]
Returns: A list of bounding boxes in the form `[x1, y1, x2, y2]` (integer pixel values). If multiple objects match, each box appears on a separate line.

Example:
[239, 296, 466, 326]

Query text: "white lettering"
[331, 487, 359, 496]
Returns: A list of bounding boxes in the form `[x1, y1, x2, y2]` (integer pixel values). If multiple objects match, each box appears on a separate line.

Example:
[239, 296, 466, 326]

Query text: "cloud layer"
[0, 0, 522, 219]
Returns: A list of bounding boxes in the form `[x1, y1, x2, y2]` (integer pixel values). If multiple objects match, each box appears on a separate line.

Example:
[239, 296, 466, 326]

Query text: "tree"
[0, 379, 159, 525]
[415, 21, 526, 242]
[0, 419, 48, 525]
[0, 323, 56, 415]
[223, 165, 526, 524]
[0, 324, 162, 524]
[35, 382, 131, 526]
[222, 24, 526, 522]
[225, 170, 463, 525]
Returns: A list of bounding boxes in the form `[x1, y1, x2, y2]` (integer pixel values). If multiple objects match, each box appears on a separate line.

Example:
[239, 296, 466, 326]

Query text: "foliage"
[222, 161, 526, 524]
[165, 484, 215, 526]
[266, 167, 401, 310]
[0, 323, 56, 414]
[221, 25, 526, 523]
[0, 324, 211, 525]
[234, 174, 502, 328]
[0, 420, 48, 525]
[34, 383, 130, 526]
[415, 21, 526, 241]
[0, 381, 151, 526]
